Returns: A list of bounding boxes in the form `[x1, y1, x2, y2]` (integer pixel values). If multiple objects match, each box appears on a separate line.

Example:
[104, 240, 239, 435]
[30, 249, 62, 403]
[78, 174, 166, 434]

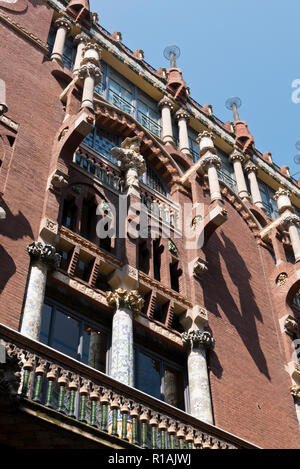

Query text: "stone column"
[198, 151, 222, 203]
[229, 149, 250, 200]
[106, 288, 144, 386]
[290, 385, 300, 424]
[78, 43, 102, 110]
[21, 242, 61, 340]
[158, 96, 174, 145]
[274, 187, 292, 215]
[73, 32, 89, 73]
[50, 17, 72, 64]
[111, 136, 146, 191]
[181, 329, 215, 424]
[244, 161, 265, 210]
[175, 108, 190, 155]
[280, 214, 300, 263]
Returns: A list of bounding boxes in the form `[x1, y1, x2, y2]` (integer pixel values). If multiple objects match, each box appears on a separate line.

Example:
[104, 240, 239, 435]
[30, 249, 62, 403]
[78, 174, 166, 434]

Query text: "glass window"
[108, 69, 134, 115]
[135, 346, 186, 411]
[217, 150, 237, 193]
[258, 181, 278, 219]
[188, 128, 199, 163]
[137, 92, 161, 137]
[40, 302, 109, 373]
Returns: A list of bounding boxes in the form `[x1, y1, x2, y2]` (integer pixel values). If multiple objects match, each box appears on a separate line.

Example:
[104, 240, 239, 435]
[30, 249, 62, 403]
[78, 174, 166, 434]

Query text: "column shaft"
[207, 164, 222, 202]
[82, 75, 95, 109]
[178, 118, 190, 155]
[51, 27, 68, 63]
[288, 224, 300, 263]
[21, 261, 47, 340]
[248, 170, 264, 209]
[187, 346, 213, 424]
[110, 307, 134, 386]
[161, 106, 174, 145]
[232, 159, 249, 200]
[73, 41, 86, 73]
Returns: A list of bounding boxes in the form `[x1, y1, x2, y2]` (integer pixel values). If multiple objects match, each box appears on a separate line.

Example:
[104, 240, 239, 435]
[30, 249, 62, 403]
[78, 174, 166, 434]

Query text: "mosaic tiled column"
[50, 17, 72, 64]
[106, 288, 144, 386]
[181, 329, 215, 424]
[21, 242, 61, 340]
[229, 149, 250, 200]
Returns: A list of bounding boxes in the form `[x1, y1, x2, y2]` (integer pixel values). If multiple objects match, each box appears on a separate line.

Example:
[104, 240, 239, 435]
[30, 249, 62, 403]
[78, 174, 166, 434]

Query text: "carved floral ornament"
[27, 241, 61, 269]
[199, 154, 222, 172]
[273, 187, 291, 202]
[78, 63, 102, 84]
[229, 149, 247, 164]
[276, 272, 288, 287]
[111, 136, 146, 176]
[290, 385, 300, 397]
[158, 95, 174, 111]
[181, 330, 215, 351]
[279, 213, 300, 230]
[106, 288, 144, 317]
[193, 258, 208, 279]
[54, 17, 72, 33]
[283, 315, 298, 336]
[244, 161, 257, 174]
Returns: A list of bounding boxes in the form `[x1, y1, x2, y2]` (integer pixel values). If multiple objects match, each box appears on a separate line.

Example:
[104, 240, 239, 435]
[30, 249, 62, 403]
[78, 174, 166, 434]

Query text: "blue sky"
[90, 0, 300, 178]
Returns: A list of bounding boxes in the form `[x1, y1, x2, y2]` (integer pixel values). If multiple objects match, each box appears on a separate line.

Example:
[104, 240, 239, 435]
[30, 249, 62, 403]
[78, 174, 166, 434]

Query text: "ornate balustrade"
[140, 186, 179, 230]
[0, 324, 257, 449]
[73, 149, 125, 192]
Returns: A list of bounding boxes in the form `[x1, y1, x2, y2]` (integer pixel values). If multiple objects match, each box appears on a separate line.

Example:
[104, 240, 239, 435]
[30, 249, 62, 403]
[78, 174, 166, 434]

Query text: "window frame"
[134, 342, 189, 412]
[40, 298, 112, 373]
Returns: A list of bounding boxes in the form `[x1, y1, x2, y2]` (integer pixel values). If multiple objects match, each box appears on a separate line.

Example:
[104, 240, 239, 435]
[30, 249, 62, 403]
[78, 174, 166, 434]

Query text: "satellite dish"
[295, 141, 300, 151]
[225, 96, 242, 110]
[163, 45, 181, 68]
[294, 154, 300, 164]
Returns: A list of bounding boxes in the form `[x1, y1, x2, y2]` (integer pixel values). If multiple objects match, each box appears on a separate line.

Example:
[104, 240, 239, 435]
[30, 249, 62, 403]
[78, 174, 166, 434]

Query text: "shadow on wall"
[0, 200, 33, 294]
[203, 230, 270, 380]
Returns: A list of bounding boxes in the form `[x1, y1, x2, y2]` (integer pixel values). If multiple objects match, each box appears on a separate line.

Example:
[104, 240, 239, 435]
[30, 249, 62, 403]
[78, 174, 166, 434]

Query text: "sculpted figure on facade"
[111, 136, 146, 188]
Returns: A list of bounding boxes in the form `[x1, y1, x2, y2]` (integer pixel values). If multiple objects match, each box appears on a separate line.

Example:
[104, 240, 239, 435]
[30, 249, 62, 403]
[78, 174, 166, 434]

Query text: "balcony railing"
[73, 150, 125, 192]
[217, 170, 237, 193]
[0, 324, 256, 449]
[137, 110, 161, 138]
[107, 89, 136, 116]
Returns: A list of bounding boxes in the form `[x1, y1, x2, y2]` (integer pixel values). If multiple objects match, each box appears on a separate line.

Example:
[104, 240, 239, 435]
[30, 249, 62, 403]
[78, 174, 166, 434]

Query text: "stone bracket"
[180, 305, 208, 332]
[108, 264, 139, 290]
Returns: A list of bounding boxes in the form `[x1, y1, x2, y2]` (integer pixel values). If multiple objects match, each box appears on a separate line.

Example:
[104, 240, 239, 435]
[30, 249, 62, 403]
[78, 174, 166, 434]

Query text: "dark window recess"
[170, 261, 180, 293]
[80, 198, 96, 240]
[153, 239, 162, 281]
[62, 198, 77, 231]
[56, 248, 70, 271]
[75, 259, 92, 282]
[94, 272, 111, 292]
[285, 246, 295, 264]
[138, 241, 150, 274]
[40, 302, 108, 373]
[99, 220, 112, 252]
[153, 302, 168, 324]
[171, 314, 185, 333]
[135, 346, 185, 411]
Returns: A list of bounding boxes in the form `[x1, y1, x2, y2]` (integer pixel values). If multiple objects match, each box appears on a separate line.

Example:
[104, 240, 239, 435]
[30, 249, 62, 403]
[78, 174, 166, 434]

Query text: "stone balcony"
[0, 324, 258, 449]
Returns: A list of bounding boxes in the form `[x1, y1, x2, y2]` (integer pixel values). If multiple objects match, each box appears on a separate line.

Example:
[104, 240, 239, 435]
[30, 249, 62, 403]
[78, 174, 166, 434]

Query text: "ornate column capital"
[81, 42, 102, 66]
[290, 385, 300, 397]
[27, 242, 61, 269]
[181, 330, 215, 351]
[196, 131, 217, 157]
[74, 32, 90, 45]
[244, 160, 258, 174]
[106, 288, 144, 317]
[158, 95, 174, 111]
[199, 153, 221, 173]
[284, 315, 298, 336]
[54, 17, 72, 33]
[78, 63, 102, 84]
[111, 137, 146, 188]
[274, 187, 291, 202]
[229, 149, 247, 164]
[279, 213, 300, 229]
[175, 107, 190, 122]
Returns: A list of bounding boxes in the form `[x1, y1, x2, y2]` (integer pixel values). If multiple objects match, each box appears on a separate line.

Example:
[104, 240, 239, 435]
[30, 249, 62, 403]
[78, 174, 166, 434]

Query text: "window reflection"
[39, 303, 109, 373]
